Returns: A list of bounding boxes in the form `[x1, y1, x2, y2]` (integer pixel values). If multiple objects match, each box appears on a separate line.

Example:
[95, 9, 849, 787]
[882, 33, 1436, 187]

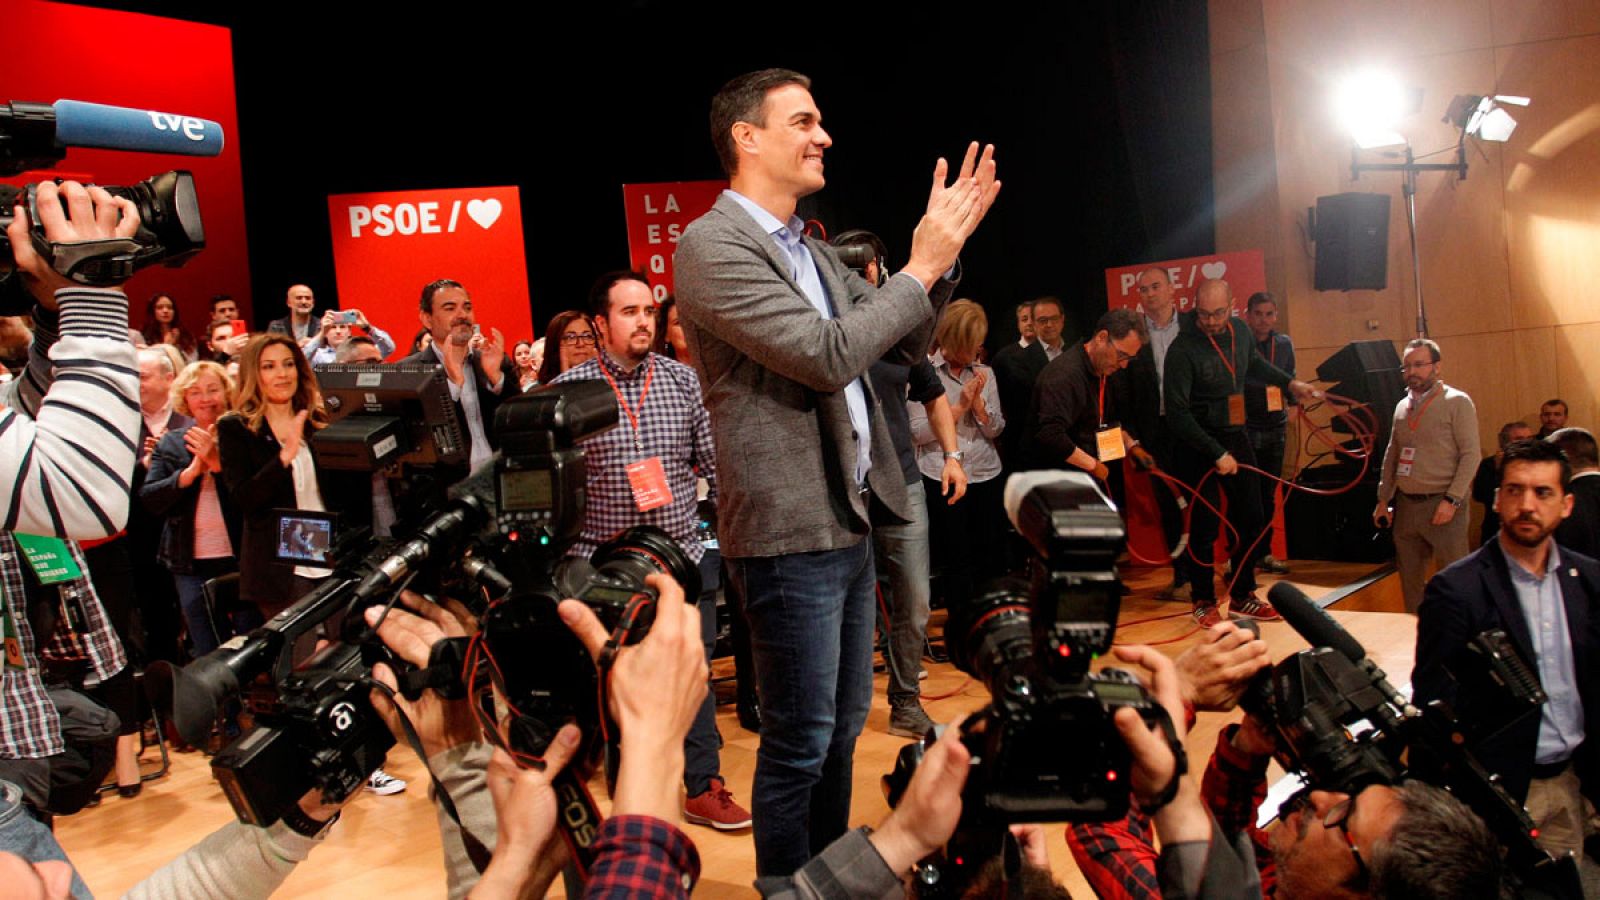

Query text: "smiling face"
[739, 84, 831, 199]
[422, 286, 476, 347]
[184, 371, 229, 427]
[286, 285, 315, 316]
[257, 342, 299, 406]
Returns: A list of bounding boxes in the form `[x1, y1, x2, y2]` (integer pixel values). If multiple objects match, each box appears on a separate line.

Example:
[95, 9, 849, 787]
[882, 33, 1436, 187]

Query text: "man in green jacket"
[1164, 280, 1320, 626]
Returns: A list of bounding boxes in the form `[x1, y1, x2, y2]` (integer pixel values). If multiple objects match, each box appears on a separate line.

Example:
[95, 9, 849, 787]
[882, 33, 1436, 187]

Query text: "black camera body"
[884, 472, 1178, 898]
[212, 642, 396, 826]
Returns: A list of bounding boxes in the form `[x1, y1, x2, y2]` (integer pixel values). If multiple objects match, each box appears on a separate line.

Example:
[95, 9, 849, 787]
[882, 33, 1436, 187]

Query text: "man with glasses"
[1373, 338, 1479, 612]
[1165, 279, 1319, 626]
[1026, 307, 1154, 480]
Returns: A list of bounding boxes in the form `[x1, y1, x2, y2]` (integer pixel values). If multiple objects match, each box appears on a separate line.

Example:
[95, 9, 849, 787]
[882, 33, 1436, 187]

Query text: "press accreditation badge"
[1265, 386, 1283, 412]
[626, 457, 673, 512]
[1227, 393, 1246, 426]
[1096, 427, 1126, 462]
[1397, 445, 1416, 477]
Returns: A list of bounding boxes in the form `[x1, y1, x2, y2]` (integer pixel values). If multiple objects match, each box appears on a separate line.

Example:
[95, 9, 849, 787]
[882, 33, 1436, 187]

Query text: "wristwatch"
[1444, 494, 1462, 508]
[943, 451, 964, 462]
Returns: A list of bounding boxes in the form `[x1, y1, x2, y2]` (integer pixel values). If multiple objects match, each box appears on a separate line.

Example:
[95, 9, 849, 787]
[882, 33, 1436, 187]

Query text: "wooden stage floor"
[59, 558, 1412, 898]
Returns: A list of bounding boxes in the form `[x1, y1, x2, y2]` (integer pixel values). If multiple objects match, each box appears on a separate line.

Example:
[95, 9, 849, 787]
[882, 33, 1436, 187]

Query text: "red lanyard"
[598, 357, 656, 451]
[1407, 385, 1440, 431]
[1204, 323, 1238, 391]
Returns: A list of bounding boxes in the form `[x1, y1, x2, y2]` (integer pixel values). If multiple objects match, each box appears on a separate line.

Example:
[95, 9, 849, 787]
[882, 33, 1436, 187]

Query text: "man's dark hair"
[1366, 781, 1503, 900]
[209, 294, 233, 312]
[1547, 427, 1598, 470]
[1501, 437, 1572, 492]
[1404, 337, 1441, 363]
[1497, 420, 1531, 449]
[419, 278, 465, 313]
[710, 68, 812, 178]
[1542, 398, 1569, 414]
[1014, 300, 1034, 315]
[587, 271, 650, 320]
[1246, 291, 1277, 311]
[1093, 307, 1147, 342]
[1031, 296, 1064, 317]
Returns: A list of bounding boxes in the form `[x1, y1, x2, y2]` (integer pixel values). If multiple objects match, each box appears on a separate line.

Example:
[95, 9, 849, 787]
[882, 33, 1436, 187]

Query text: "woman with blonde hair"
[141, 361, 248, 657]
[910, 299, 1007, 608]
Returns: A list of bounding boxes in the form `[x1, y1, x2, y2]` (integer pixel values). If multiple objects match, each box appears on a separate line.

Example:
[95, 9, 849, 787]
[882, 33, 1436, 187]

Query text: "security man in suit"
[1413, 438, 1599, 859]
[674, 68, 998, 876]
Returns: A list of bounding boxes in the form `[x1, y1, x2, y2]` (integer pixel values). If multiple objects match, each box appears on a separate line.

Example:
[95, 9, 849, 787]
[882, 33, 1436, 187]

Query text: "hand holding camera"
[6, 180, 141, 307]
[365, 593, 481, 759]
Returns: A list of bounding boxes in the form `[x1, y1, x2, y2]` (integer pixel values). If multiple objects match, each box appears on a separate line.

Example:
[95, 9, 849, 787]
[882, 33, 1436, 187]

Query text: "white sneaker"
[366, 768, 407, 795]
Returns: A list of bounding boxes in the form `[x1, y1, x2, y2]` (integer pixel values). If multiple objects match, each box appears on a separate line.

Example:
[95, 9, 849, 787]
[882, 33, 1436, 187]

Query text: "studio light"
[1444, 93, 1530, 143]
[1333, 69, 1419, 149]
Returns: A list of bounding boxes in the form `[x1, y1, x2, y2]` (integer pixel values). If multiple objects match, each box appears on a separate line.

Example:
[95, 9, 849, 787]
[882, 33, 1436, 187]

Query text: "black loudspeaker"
[1317, 340, 1404, 452]
[1314, 193, 1390, 291]
[1287, 468, 1393, 563]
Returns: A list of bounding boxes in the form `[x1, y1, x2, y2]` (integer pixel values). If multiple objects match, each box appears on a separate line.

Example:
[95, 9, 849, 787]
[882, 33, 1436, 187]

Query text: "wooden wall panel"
[1554, 322, 1600, 430]
[1490, 0, 1600, 46]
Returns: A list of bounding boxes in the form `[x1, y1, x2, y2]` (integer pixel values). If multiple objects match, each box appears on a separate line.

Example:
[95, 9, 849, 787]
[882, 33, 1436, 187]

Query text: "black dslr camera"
[1243, 583, 1582, 900]
[883, 472, 1180, 898]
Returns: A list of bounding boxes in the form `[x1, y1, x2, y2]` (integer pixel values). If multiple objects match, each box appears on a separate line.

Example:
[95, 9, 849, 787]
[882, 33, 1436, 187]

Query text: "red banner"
[1104, 249, 1267, 315]
[327, 186, 531, 357]
[621, 180, 725, 301]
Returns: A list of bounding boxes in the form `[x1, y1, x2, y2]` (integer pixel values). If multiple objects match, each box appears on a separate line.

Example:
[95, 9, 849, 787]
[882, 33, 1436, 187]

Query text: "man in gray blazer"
[674, 67, 999, 876]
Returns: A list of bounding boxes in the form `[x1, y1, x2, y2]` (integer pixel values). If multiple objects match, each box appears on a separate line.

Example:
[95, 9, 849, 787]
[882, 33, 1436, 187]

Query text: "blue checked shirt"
[552, 352, 717, 563]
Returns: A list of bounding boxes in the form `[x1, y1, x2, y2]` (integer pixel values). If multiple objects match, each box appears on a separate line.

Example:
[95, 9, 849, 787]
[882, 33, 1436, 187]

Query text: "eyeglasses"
[560, 332, 596, 346]
[1033, 314, 1063, 325]
[1287, 792, 1369, 887]
[1399, 360, 1435, 372]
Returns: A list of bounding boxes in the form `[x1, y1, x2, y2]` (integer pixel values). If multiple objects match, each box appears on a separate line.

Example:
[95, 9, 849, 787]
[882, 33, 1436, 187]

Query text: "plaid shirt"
[586, 814, 700, 898]
[553, 352, 716, 563]
[1, 536, 127, 758]
[1066, 724, 1277, 898]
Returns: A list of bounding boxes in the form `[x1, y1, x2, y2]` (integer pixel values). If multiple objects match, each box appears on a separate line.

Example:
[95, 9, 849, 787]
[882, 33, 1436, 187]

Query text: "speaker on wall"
[1314, 192, 1390, 291]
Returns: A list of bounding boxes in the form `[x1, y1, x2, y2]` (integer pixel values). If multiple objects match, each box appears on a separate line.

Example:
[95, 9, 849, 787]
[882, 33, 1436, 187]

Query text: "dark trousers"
[1175, 430, 1266, 602]
[924, 475, 1007, 609]
[1147, 418, 1189, 574]
[727, 539, 876, 877]
[683, 553, 723, 796]
[1248, 427, 1287, 549]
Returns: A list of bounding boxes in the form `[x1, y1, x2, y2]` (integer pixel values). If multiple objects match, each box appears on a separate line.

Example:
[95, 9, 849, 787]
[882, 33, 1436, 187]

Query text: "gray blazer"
[675, 193, 956, 558]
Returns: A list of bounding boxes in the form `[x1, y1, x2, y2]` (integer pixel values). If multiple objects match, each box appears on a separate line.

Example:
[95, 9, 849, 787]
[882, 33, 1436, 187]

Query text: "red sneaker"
[1192, 603, 1225, 628]
[684, 777, 752, 831]
[1231, 593, 1283, 622]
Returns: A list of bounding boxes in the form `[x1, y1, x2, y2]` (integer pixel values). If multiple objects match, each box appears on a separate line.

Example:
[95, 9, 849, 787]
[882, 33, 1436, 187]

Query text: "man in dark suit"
[1549, 427, 1600, 559]
[1413, 438, 1598, 859]
[675, 68, 998, 876]
[989, 299, 1036, 466]
[398, 278, 519, 472]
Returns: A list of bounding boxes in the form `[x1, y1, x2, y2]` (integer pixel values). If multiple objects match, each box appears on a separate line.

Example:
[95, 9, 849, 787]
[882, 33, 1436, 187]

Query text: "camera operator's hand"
[7, 181, 140, 309]
[1232, 712, 1278, 760]
[1175, 622, 1271, 712]
[871, 718, 972, 874]
[559, 572, 707, 823]
[366, 594, 481, 758]
[1111, 645, 1212, 845]
[1009, 823, 1051, 870]
[469, 736, 579, 900]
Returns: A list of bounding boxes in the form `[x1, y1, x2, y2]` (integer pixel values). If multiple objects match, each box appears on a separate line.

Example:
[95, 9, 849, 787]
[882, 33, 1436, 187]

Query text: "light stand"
[1349, 143, 1467, 338]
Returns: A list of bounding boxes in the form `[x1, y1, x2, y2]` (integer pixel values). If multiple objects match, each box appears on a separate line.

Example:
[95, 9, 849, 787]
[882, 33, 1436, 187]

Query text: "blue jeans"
[726, 539, 876, 877]
[683, 553, 723, 796]
[873, 485, 930, 709]
[0, 779, 90, 898]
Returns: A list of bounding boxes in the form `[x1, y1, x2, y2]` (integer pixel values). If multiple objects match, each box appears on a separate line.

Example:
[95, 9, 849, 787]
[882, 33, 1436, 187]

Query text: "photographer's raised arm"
[2, 181, 142, 538]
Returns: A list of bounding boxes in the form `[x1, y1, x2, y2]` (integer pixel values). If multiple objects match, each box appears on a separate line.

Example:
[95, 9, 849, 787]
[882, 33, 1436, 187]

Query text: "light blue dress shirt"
[1499, 539, 1586, 765]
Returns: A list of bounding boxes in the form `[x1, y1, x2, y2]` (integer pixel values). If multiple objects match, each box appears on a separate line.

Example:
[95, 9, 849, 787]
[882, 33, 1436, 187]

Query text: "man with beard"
[399, 278, 518, 471]
[550, 271, 749, 831]
[1373, 339, 1480, 612]
[1538, 398, 1569, 438]
[1414, 438, 1598, 860]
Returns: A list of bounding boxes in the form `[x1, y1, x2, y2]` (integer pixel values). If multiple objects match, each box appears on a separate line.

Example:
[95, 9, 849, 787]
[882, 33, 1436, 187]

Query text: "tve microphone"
[1266, 581, 1366, 663]
[51, 100, 225, 157]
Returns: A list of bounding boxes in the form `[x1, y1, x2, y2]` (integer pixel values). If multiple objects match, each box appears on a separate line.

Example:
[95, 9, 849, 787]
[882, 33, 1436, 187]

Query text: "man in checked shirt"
[552, 270, 751, 832]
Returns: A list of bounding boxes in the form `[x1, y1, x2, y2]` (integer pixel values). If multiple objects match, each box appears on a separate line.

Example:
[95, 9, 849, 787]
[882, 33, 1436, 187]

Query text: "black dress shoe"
[117, 783, 142, 799]
[737, 698, 762, 734]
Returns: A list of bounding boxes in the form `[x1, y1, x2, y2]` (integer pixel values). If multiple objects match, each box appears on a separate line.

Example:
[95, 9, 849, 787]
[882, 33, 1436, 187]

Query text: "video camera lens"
[944, 578, 1033, 692]
[578, 526, 702, 643]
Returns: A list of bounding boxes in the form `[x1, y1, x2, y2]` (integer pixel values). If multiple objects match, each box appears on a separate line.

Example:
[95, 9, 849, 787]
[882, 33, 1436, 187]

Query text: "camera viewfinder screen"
[500, 469, 554, 511]
[275, 513, 335, 565]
